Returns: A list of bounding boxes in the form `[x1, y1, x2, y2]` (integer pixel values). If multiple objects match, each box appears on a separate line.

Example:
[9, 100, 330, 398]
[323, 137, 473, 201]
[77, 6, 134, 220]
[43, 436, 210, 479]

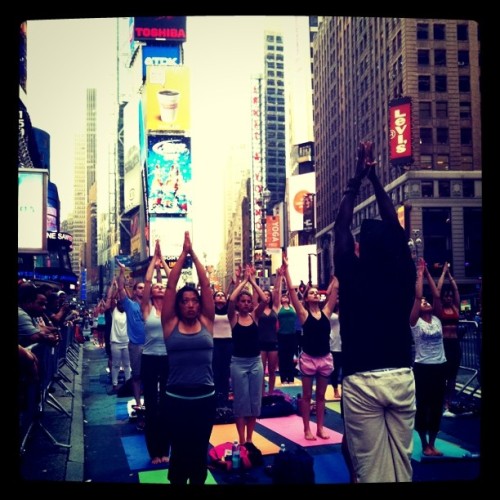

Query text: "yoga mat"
[121, 434, 152, 470]
[411, 431, 469, 462]
[325, 401, 341, 413]
[139, 468, 218, 485]
[116, 401, 129, 420]
[325, 385, 342, 401]
[274, 378, 302, 388]
[313, 451, 351, 484]
[258, 414, 343, 447]
[210, 423, 280, 455]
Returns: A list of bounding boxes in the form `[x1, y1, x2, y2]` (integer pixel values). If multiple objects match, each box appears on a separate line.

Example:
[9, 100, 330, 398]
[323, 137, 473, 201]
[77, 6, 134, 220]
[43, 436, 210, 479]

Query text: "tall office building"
[312, 17, 482, 306]
[263, 30, 287, 212]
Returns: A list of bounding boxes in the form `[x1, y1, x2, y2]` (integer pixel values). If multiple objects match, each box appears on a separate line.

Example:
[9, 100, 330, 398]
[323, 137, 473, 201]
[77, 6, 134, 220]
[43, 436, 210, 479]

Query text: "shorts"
[299, 352, 333, 377]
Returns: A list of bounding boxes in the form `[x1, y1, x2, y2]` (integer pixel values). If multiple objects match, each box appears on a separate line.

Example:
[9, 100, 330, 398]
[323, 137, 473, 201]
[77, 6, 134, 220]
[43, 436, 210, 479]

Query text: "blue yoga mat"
[121, 434, 154, 470]
[313, 451, 351, 484]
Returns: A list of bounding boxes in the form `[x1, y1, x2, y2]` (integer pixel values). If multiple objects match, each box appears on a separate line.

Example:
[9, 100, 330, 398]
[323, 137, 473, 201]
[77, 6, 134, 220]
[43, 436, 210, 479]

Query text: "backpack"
[260, 391, 296, 419]
[208, 442, 252, 471]
[272, 446, 315, 484]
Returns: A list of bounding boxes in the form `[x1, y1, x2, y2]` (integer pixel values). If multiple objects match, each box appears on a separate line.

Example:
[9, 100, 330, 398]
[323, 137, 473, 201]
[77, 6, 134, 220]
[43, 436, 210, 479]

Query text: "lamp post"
[307, 253, 317, 285]
[261, 187, 271, 280]
[408, 229, 423, 261]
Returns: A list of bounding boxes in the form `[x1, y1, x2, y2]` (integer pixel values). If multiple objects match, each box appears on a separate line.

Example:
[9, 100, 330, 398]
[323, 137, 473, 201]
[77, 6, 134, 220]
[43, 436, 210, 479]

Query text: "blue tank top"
[301, 311, 331, 357]
[165, 321, 214, 387]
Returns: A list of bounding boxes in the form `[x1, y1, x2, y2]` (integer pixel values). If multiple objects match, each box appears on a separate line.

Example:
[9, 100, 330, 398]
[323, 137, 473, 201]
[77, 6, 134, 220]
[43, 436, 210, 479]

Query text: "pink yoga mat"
[258, 414, 342, 447]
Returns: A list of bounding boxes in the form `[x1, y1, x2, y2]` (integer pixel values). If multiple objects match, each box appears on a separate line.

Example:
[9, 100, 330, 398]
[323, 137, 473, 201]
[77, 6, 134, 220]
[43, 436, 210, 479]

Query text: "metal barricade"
[454, 320, 481, 414]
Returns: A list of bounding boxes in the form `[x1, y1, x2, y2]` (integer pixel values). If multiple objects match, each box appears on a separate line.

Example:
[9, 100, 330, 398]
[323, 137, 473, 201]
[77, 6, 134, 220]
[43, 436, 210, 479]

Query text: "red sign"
[134, 16, 186, 43]
[389, 97, 413, 166]
[266, 215, 281, 249]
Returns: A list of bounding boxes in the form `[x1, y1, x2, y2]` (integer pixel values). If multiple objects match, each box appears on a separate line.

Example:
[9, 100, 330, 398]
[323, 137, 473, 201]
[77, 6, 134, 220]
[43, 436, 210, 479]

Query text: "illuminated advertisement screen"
[134, 16, 186, 43]
[389, 96, 413, 166]
[145, 65, 190, 133]
[18, 168, 48, 253]
[288, 172, 315, 232]
[146, 135, 192, 217]
[142, 45, 181, 80]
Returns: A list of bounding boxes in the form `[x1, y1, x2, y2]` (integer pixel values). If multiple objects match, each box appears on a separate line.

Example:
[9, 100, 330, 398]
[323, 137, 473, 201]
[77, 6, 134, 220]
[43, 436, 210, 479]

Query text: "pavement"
[17, 339, 486, 492]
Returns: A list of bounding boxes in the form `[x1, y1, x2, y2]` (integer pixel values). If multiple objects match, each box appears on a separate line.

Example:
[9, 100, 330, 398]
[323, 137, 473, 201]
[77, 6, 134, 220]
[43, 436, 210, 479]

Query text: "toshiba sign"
[389, 97, 413, 167]
[134, 16, 186, 43]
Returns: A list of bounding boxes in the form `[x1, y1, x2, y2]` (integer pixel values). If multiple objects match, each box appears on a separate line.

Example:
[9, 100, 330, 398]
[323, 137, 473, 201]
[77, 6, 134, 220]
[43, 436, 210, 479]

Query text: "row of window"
[419, 154, 473, 171]
[416, 23, 468, 41]
[420, 127, 472, 146]
[417, 49, 469, 67]
[419, 101, 471, 119]
[418, 75, 471, 92]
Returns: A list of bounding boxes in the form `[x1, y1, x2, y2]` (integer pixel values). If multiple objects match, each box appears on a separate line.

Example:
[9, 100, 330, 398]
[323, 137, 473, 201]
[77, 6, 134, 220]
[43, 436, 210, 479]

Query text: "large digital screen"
[146, 135, 192, 217]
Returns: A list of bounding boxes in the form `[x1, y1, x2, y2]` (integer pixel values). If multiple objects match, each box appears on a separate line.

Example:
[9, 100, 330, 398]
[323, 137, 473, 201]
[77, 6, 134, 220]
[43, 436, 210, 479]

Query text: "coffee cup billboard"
[146, 66, 190, 132]
[157, 89, 180, 123]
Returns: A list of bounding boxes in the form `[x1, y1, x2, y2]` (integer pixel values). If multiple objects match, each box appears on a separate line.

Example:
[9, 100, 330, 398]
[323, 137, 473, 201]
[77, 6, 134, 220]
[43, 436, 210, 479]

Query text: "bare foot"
[151, 457, 162, 465]
[333, 391, 341, 400]
[160, 456, 170, 463]
[422, 446, 434, 456]
[316, 429, 330, 439]
[304, 431, 317, 441]
[430, 446, 443, 456]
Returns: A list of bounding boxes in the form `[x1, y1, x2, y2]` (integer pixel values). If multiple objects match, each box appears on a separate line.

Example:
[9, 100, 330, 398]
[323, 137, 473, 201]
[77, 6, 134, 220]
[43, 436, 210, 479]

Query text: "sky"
[25, 16, 304, 263]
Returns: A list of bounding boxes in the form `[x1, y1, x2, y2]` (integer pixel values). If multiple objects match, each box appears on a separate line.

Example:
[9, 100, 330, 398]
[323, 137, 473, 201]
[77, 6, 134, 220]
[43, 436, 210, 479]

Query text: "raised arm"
[247, 266, 269, 321]
[423, 262, 443, 317]
[334, 142, 368, 259]
[365, 141, 399, 226]
[322, 275, 339, 318]
[142, 240, 160, 315]
[410, 258, 425, 326]
[189, 236, 215, 326]
[281, 256, 308, 324]
[227, 271, 250, 325]
[161, 232, 189, 335]
[117, 260, 129, 301]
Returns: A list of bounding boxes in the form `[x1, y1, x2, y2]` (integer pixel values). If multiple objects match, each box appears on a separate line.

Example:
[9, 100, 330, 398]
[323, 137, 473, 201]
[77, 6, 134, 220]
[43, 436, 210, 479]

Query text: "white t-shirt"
[110, 308, 128, 344]
[411, 316, 446, 364]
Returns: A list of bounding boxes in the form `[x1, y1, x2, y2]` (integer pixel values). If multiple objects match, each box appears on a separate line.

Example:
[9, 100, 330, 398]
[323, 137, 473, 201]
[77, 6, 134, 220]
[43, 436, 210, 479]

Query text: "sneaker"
[442, 409, 456, 418]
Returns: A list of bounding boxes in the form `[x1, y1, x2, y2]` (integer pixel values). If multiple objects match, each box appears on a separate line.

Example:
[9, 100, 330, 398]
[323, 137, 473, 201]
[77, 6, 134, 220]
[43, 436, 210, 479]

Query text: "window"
[433, 24, 446, 40]
[439, 180, 451, 196]
[462, 155, 473, 170]
[436, 101, 448, 118]
[418, 75, 431, 92]
[422, 207, 452, 276]
[435, 75, 447, 92]
[421, 154, 433, 169]
[418, 49, 430, 65]
[422, 181, 434, 197]
[463, 207, 482, 277]
[461, 128, 472, 145]
[457, 24, 468, 41]
[420, 128, 433, 144]
[458, 50, 469, 67]
[436, 128, 449, 144]
[463, 180, 475, 197]
[459, 75, 471, 92]
[460, 101, 471, 118]
[419, 101, 432, 119]
[434, 49, 447, 66]
[417, 23, 429, 40]
[436, 155, 449, 170]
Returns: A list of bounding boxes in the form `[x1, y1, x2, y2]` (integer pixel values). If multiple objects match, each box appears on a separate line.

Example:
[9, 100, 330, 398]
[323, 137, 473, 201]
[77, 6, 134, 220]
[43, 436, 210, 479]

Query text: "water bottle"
[280, 443, 286, 453]
[232, 440, 241, 470]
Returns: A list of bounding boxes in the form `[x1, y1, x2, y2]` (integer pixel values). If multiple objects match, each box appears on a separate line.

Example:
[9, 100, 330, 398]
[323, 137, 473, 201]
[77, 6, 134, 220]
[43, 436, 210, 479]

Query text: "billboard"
[285, 244, 317, 288]
[145, 65, 190, 132]
[389, 96, 413, 167]
[134, 16, 186, 43]
[146, 135, 192, 216]
[142, 45, 181, 80]
[288, 172, 315, 232]
[148, 216, 193, 260]
[18, 168, 48, 253]
[266, 215, 281, 251]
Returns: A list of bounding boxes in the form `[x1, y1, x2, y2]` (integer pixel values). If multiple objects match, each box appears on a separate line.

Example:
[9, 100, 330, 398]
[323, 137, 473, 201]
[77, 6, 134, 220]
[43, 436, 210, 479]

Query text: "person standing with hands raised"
[333, 141, 416, 482]
[161, 231, 215, 485]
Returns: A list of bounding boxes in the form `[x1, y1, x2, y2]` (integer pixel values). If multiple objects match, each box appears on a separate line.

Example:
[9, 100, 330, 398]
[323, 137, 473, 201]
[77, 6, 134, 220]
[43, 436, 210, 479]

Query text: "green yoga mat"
[139, 468, 218, 484]
[411, 430, 470, 462]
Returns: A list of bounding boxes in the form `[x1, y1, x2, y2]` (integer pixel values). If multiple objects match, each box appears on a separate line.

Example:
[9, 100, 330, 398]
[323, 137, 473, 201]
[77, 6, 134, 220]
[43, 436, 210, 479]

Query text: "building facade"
[312, 17, 482, 309]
